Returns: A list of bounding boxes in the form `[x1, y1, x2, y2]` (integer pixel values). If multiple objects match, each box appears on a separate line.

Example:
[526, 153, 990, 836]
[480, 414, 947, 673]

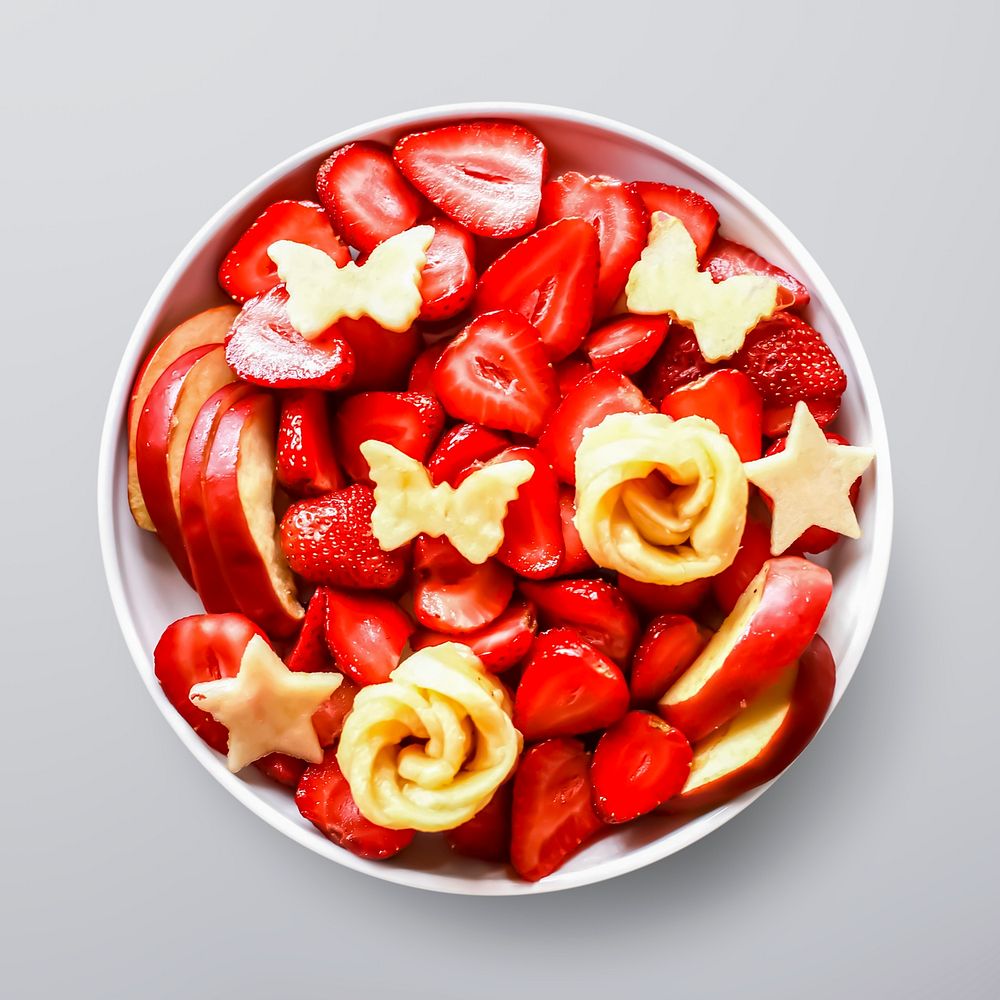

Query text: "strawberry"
[285, 588, 333, 673]
[296, 750, 414, 860]
[394, 121, 546, 238]
[218, 200, 349, 303]
[334, 391, 445, 483]
[427, 422, 509, 486]
[711, 516, 773, 614]
[255, 753, 308, 788]
[407, 340, 449, 393]
[538, 369, 654, 484]
[520, 578, 640, 666]
[412, 536, 514, 634]
[510, 737, 604, 881]
[279, 484, 408, 590]
[554, 486, 596, 576]
[276, 390, 343, 497]
[334, 316, 421, 392]
[311, 681, 359, 747]
[323, 587, 415, 686]
[444, 782, 513, 863]
[514, 628, 629, 740]
[226, 286, 355, 390]
[315, 141, 423, 253]
[617, 573, 712, 616]
[629, 614, 709, 705]
[432, 310, 558, 437]
[641, 322, 717, 406]
[554, 355, 593, 396]
[538, 171, 648, 316]
[473, 218, 599, 360]
[590, 712, 692, 822]
[661, 368, 763, 462]
[703, 237, 810, 309]
[418, 217, 477, 321]
[628, 182, 719, 260]
[733, 313, 846, 436]
[583, 315, 669, 376]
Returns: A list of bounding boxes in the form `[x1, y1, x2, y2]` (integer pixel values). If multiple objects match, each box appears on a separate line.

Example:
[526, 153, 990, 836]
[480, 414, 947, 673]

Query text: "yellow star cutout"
[189, 634, 342, 772]
[744, 401, 875, 555]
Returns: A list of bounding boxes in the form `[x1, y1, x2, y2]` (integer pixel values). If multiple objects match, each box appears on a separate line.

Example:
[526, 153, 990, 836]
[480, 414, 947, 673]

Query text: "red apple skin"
[662, 635, 835, 813]
[658, 557, 832, 742]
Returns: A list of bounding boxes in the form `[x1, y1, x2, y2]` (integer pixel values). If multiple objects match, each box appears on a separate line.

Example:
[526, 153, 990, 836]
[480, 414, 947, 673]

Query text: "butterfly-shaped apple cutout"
[267, 225, 435, 338]
[626, 212, 792, 362]
[361, 439, 535, 564]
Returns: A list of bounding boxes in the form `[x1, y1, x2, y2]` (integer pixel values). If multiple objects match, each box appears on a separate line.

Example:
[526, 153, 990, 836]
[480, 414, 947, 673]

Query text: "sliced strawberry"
[279, 484, 408, 590]
[583, 315, 669, 375]
[324, 587, 414, 686]
[334, 316, 421, 392]
[285, 588, 333, 673]
[225, 286, 354, 390]
[711, 516, 774, 614]
[444, 781, 513, 863]
[641, 322, 718, 406]
[394, 121, 546, 238]
[538, 369, 654, 484]
[617, 573, 712, 616]
[334, 391, 445, 483]
[311, 680, 359, 747]
[554, 355, 593, 396]
[473, 218, 599, 361]
[630, 614, 709, 705]
[661, 368, 763, 461]
[511, 737, 604, 882]
[296, 750, 414, 860]
[407, 339, 449, 393]
[412, 536, 514, 634]
[591, 712, 692, 822]
[276, 390, 343, 497]
[703, 237, 810, 309]
[418, 216, 477, 321]
[218, 200, 350, 303]
[427, 422, 509, 486]
[554, 486, 596, 576]
[256, 753, 308, 788]
[628, 183, 719, 260]
[315, 141, 424, 253]
[538, 172, 648, 316]
[432, 310, 558, 436]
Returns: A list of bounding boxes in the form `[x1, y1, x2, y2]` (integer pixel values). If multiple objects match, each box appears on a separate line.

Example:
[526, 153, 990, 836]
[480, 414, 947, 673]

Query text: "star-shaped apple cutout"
[744, 402, 875, 555]
[189, 634, 343, 772]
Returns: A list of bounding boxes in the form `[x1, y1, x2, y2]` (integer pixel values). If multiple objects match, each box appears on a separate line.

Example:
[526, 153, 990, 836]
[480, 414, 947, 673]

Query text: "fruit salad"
[129, 117, 874, 882]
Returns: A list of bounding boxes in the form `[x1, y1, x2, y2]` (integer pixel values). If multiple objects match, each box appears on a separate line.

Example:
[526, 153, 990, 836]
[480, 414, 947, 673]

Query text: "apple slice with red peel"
[658, 557, 832, 742]
[323, 587, 415, 686]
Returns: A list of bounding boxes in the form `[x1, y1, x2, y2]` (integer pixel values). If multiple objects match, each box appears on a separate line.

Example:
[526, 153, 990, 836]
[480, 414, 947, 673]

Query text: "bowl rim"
[97, 101, 893, 895]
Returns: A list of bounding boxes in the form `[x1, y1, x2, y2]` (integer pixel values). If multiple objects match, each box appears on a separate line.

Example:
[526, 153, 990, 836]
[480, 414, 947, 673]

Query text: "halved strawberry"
[412, 536, 514, 633]
[285, 588, 333, 673]
[407, 340, 449, 393]
[703, 237, 810, 309]
[218, 201, 350, 303]
[256, 753, 308, 788]
[432, 310, 558, 436]
[641, 322, 718, 406]
[427, 422, 509, 486]
[296, 750, 414, 860]
[583, 315, 669, 375]
[334, 317, 421, 392]
[225, 286, 355, 390]
[538, 369, 654, 484]
[554, 486, 596, 576]
[473, 218, 599, 360]
[711, 516, 774, 614]
[554, 355, 593, 396]
[538, 172, 649, 316]
[276, 390, 343, 497]
[394, 121, 546, 238]
[617, 573, 712, 616]
[591, 712, 692, 822]
[334, 391, 445, 483]
[311, 680, 359, 747]
[629, 614, 709, 705]
[324, 587, 414, 686]
[315, 141, 424, 253]
[628, 183, 719, 260]
[661, 368, 763, 462]
[511, 737, 604, 882]
[445, 782, 513, 863]
[279, 484, 408, 590]
[417, 216, 477, 321]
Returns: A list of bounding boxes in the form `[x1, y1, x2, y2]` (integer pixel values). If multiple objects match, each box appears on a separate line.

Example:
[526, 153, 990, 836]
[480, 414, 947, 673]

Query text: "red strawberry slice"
[218, 200, 350, 303]
[445, 782, 513, 862]
[412, 536, 514, 634]
[630, 614, 709, 705]
[628, 183, 719, 260]
[279, 484, 408, 590]
[583, 315, 669, 375]
[333, 317, 421, 392]
[554, 486, 596, 576]
[285, 588, 333, 673]
[703, 237, 810, 309]
[538, 172, 649, 316]
[427, 422, 509, 486]
[554, 355, 593, 396]
[394, 121, 547, 238]
[432, 310, 558, 437]
[473, 218, 599, 360]
[296, 750, 414, 860]
[591, 712, 693, 822]
[324, 587, 414, 686]
[711, 516, 774, 614]
[315, 141, 424, 253]
[520, 578, 640, 666]
[661, 368, 763, 461]
[256, 753, 308, 788]
[311, 680, 359, 747]
[617, 573, 712, 616]
[538, 369, 654, 484]
[334, 391, 445, 483]
[225, 286, 355, 390]
[407, 340, 449, 393]
[641, 323, 718, 406]
[511, 737, 604, 882]
[276, 390, 343, 497]
[418, 217, 477, 321]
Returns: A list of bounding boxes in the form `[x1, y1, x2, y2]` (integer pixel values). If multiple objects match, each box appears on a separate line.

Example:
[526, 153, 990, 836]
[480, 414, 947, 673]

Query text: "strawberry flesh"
[703, 237, 810, 309]
[445, 782, 513, 863]
[629, 614, 709, 705]
[276, 390, 343, 497]
[323, 587, 415, 686]
[584, 315, 669, 375]
[333, 316, 421, 392]
[427, 422, 509, 486]
[617, 573, 712, 616]
[711, 516, 774, 614]
[641, 322, 718, 406]
[628, 182, 719, 260]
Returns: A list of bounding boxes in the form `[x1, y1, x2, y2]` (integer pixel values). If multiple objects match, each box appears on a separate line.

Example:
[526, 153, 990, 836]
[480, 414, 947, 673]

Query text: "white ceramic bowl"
[98, 103, 892, 895]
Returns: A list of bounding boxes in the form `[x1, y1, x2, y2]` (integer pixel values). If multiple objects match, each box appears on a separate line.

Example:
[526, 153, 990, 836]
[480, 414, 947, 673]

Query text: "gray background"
[3, 1, 997, 997]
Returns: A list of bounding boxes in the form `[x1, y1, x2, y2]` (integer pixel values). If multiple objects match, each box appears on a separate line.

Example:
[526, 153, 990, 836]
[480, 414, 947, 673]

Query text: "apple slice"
[202, 393, 304, 637]
[658, 557, 831, 741]
[664, 635, 835, 812]
[128, 305, 238, 530]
